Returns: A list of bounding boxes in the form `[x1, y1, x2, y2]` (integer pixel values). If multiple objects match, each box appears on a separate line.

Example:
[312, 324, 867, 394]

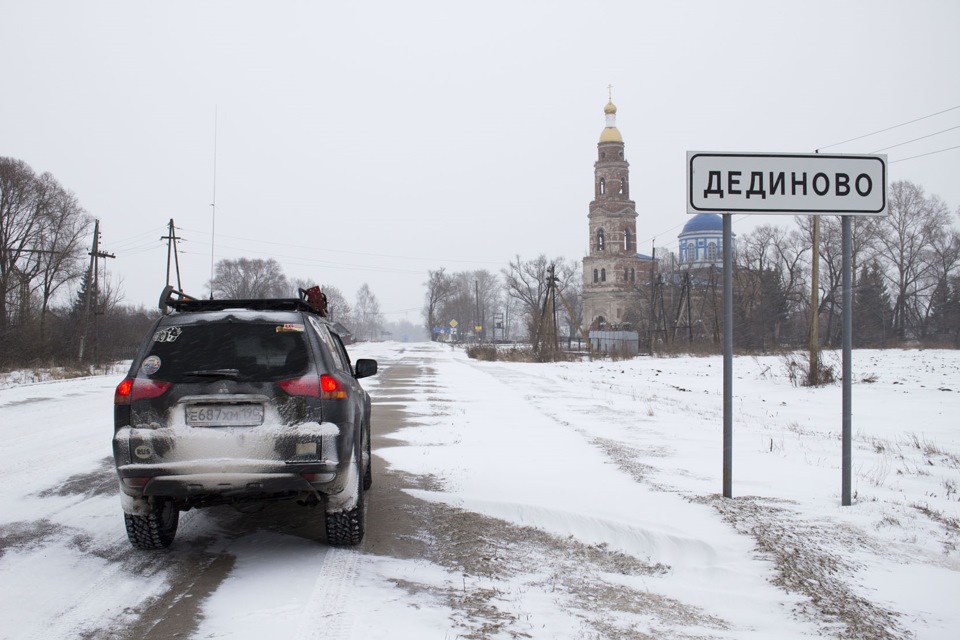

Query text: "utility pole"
[475, 280, 482, 344]
[78, 220, 115, 363]
[808, 216, 821, 385]
[535, 265, 560, 360]
[161, 218, 184, 290]
[673, 270, 693, 344]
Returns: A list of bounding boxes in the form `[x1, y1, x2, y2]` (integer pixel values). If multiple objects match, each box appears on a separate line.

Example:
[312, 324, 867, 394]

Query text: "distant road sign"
[449, 320, 458, 328]
[687, 152, 887, 215]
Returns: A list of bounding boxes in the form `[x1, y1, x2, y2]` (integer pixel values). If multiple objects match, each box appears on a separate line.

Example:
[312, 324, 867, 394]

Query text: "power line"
[890, 144, 960, 164]
[177, 225, 503, 266]
[817, 104, 960, 151]
[870, 125, 960, 153]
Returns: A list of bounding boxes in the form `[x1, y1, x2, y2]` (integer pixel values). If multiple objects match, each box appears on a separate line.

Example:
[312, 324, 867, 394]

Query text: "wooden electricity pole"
[78, 220, 115, 363]
[161, 218, 184, 290]
[808, 216, 820, 385]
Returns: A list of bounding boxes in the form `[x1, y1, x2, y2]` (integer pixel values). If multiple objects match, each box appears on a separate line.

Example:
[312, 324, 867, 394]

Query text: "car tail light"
[320, 374, 347, 400]
[114, 378, 172, 405]
[279, 375, 321, 398]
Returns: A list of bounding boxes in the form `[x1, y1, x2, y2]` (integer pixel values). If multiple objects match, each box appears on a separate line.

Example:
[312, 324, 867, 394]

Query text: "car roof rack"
[159, 285, 328, 316]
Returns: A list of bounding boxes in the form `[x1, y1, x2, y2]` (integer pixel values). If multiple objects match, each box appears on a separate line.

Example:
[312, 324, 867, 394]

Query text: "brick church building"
[581, 98, 655, 331]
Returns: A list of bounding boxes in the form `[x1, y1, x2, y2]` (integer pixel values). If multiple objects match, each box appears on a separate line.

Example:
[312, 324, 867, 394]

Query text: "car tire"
[124, 497, 179, 549]
[325, 463, 365, 546]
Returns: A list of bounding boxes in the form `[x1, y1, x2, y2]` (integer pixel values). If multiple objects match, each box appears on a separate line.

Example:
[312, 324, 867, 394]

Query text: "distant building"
[581, 98, 655, 331]
[678, 213, 732, 269]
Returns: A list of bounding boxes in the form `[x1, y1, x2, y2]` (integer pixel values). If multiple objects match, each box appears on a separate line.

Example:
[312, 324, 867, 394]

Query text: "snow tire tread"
[325, 503, 364, 546]
[124, 501, 178, 549]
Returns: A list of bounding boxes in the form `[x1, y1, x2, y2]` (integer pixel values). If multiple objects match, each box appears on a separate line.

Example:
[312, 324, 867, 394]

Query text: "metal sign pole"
[723, 213, 733, 498]
[841, 215, 853, 505]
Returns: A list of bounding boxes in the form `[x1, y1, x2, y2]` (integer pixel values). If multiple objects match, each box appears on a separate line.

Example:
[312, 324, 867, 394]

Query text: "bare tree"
[868, 180, 952, 340]
[0, 157, 44, 329]
[423, 268, 455, 341]
[321, 285, 354, 327]
[918, 219, 960, 338]
[30, 176, 91, 339]
[502, 255, 577, 339]
[209, 258, 289, 299]
[354, 283, 383, 341]
[290, 278, 353, 326]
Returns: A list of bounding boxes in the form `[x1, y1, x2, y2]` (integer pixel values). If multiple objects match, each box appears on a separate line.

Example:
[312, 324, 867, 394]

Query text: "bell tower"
[582, 94, 642, 330]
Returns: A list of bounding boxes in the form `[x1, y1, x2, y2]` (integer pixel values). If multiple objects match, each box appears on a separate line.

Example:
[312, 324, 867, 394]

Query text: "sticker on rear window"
[141, 355, 162, 375]
[276, 324, 305, 332]
[153, 326, 182, 343]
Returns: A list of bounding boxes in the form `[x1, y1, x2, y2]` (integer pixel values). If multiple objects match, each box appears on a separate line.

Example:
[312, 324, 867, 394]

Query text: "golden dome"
[599, 97, 622, 142]
[599, 127, 623, 143]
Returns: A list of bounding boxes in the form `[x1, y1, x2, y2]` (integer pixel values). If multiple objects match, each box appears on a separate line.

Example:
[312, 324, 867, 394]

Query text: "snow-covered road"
[1, 343, 958, 639]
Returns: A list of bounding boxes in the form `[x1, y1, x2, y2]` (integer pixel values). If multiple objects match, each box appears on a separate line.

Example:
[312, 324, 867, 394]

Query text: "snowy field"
[0, 343, 957, 639]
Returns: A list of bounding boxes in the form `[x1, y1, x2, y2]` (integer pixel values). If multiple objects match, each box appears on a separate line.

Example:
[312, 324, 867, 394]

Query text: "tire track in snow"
[294, 549, 360, 639]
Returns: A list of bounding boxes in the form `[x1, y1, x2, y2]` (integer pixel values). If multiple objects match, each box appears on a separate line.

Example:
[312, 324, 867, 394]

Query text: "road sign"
[449, 320, 458, 328]
[687, 152, 887, 215]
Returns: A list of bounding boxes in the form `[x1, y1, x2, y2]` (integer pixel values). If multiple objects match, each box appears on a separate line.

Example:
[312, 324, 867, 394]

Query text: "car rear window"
[141, 321, 310, 382]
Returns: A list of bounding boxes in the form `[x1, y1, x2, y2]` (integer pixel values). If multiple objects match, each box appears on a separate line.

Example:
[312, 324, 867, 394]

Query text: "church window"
[597, 228, 605, 251]
[599, 178, 605, 195]
[601, 268, 606, 282]
[622, 176, 628, 197]
[618, 150, 623, 159]
[623, 229, 631, 251]
[624, 267, 629, 282]
[630, 268, 635, 282]
[707, 242, 718, 262]
[593, 269, 598, 283]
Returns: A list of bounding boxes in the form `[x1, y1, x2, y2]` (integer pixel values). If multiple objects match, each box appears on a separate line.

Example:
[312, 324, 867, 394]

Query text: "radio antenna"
[210, 105, 218, 299]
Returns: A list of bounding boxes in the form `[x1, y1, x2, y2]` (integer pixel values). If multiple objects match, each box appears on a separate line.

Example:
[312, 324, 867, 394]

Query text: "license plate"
[185, 404, 264, 427]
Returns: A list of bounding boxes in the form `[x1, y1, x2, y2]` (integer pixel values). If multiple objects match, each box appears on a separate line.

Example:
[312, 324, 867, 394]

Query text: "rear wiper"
[183, 369, 240, 379]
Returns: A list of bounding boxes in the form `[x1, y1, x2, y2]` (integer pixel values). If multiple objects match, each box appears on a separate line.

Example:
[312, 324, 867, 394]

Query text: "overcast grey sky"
[3, 0, 958, 321]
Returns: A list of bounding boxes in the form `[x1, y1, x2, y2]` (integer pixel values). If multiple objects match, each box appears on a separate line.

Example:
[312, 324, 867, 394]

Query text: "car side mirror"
[355, 358, 378, 379]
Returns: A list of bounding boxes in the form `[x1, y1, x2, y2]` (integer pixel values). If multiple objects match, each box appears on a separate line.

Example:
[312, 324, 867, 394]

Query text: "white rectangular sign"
[687, 152, 887, 215]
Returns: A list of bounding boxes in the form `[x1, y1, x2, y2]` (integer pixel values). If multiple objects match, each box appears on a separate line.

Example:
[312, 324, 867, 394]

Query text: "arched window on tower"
[622, 176, 628, 197]
[624, 267, 629, 282]
[601, 268, 606, 282]
[623, 229, 631, 251]
[599, 178, 605, 195]
[593, 269, 598, 283]
[630, 268, 635, 283]
[707, 242, 718, 262]
[597, 228, 605, 251]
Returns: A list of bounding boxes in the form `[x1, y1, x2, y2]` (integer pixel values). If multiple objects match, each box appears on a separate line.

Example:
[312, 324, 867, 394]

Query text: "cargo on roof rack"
[159, 285, 328, 316]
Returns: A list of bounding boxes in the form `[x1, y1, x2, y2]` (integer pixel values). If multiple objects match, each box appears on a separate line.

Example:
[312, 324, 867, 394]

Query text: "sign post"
[687, 151, 887, 504]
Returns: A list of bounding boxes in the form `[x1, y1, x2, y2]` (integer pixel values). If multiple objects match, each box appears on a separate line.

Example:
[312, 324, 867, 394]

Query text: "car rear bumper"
[113, 422, 346, 500]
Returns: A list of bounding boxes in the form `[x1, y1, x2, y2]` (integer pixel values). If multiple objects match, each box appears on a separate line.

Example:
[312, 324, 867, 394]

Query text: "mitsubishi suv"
[113, 286, 377, 549]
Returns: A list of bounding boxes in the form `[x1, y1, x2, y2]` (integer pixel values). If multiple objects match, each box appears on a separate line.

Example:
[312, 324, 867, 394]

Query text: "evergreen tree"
[854, 263, 892, 347]
[926, 277, 960, 344]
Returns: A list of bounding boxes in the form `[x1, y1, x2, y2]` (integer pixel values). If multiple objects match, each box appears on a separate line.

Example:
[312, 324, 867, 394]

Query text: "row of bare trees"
[0, 153, 392, 369]
[726, 180, 959, 348]
[0, 157, 108, 365]
[424, 180, 960, 352]
[424, 256, 579, 344]
[209, 258, 386, 342]
[624, 180, 960, 350]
